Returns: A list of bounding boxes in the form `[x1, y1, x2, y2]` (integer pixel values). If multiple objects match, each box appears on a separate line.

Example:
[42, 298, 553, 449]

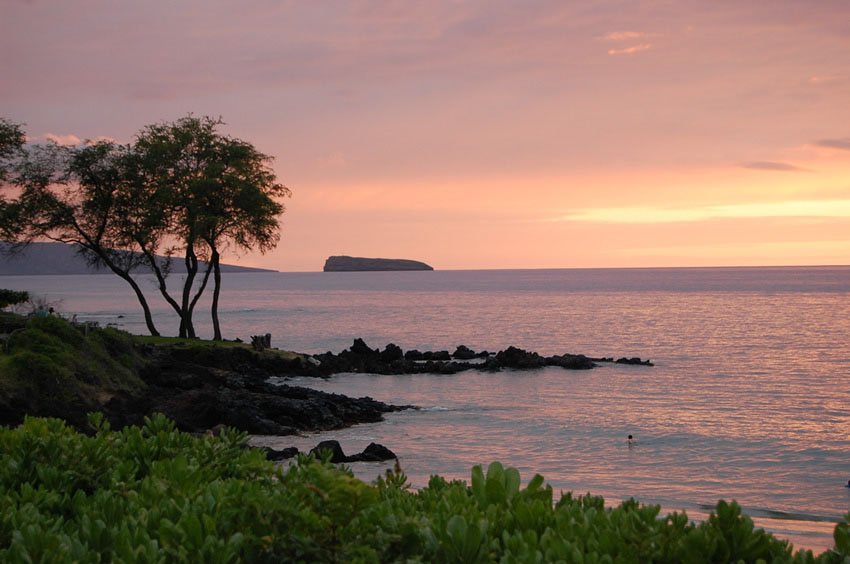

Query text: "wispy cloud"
[557, 199, 850, 224]
[607, 44, 651, 56]
[813, 137, 850, 151]
[808, 75, 840, 84]
[44, 133, 82, 146]
[42, 133, 115, 146]
[602, 31, 652, 41]
[739, 161, 810, 172]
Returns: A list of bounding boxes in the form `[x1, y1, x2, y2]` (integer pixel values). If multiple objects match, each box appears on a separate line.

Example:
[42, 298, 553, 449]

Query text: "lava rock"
[381, 343, 404, 362]
[311, 440, 348, 463]
[615, 357, 654, 366]
[404, 349, 425, 361]
[350, 338, 376, 356]
[261, 446, 299, 461]
[546, 354, 596, 370]
[348, 442, 397, 462]
[452, 345, 477, 360]
[496, 346, 546, 369]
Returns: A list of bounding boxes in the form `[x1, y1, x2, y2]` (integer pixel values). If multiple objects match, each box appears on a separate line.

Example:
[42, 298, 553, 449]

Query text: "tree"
[129, 116, 289, 340]
[0, 118, 26, 240]
[185, 129, 287, 340]
[0, 289, 28, 310]
[1, 115, 288, 339]
[3, 139, 164, 335]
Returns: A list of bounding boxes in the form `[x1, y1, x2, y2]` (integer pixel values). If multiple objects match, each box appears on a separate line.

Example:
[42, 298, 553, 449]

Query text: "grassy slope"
[0, 313, 305, 428]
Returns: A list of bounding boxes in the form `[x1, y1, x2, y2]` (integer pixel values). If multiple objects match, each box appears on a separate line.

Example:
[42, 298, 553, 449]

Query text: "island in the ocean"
[323, 255, 434, 272]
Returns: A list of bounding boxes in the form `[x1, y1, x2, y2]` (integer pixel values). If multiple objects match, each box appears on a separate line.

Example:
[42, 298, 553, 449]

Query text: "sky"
[3, 0, 850, 271]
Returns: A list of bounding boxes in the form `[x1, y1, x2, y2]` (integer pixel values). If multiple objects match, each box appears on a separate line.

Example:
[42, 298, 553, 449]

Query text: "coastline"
[0, 313, 844, 554]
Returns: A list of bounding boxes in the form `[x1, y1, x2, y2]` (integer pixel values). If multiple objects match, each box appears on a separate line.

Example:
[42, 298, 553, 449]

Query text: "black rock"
[261, 446, 299, 461]
[496, 346, 546, 369]
[422, 350, 451, 361]
[350, 338, 376, 356]
[452, 345, 477, 360]
[310, 440, 348, 463]
[348, 442, 397, 462]
[381, 343, 404, 362]
[481, 356, 501, 371]
[404, 349, 425, 361]
[545, 354, 596, 370]
[615, 357, 654, 366]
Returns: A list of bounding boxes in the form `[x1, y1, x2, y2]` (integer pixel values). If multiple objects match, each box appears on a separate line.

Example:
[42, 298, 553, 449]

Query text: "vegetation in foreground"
[2, 415, 848, 563]
[0, 315, 146, 428]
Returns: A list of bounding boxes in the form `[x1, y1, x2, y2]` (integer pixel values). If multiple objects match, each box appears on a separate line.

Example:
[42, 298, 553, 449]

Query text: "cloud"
[42, 133, 116, 146]
[808, 75, 839, 84]
[739, 161, 810, 172]
[603, 31, 652, 41]
[556, 199, 850, 224]
[813, 138, 850, 151]
[607, 44, 651, 56]
[44, 133, 82, 146]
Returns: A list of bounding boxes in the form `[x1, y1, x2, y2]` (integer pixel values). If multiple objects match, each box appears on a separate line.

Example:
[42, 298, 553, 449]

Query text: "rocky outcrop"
[262, 441, 397, 463]
[92, 339, 649, 437]
[323, 255, 434, 272]
[309, 439, 397, 463]
[98, 344, 413, 436]
[295, 340, 650, 377]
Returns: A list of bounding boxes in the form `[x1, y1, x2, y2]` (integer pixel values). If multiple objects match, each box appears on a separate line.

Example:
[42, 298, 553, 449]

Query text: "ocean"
[3, 266, 849, 552]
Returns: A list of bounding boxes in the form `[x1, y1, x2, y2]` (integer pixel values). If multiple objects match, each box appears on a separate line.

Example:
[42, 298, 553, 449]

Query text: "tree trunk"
[140, 246, 185, 330]
[188, 258, 213, 326]
[116, 271, 160, 337]
[210, 248, 222, 341]
[180, 246, 199, 338]
[80, 243, 160, 336]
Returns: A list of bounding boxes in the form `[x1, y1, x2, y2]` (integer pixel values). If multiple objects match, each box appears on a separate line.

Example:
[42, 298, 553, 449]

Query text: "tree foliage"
[128, 116, 289, 339]
[0, 116, 289, 338]
[0, 289, 28, 310]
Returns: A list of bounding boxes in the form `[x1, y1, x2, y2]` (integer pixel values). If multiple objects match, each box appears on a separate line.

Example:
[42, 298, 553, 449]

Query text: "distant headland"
[323, 255, 434, 272]
[0, 242, 276, 275]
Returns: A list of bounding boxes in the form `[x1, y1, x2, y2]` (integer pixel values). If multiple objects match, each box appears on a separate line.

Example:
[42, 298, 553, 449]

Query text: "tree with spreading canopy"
[0, 116, 289, 339]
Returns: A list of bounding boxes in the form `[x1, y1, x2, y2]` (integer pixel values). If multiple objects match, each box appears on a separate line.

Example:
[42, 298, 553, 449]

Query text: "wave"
[695, 503, 839, 523]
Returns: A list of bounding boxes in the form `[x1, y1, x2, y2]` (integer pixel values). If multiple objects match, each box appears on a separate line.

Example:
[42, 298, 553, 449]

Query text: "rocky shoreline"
[98, 343, 413, 436]
[282, 338, 653, 376]
[94, 338, 650, 439]
[1, 319, 652, 454]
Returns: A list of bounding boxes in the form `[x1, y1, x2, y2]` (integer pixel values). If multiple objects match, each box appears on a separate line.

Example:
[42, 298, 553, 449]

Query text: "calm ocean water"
[3, 267, 850, 551]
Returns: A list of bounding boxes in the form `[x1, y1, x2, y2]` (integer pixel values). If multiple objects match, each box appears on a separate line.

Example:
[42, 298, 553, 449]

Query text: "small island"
[323, 255, 434, 272]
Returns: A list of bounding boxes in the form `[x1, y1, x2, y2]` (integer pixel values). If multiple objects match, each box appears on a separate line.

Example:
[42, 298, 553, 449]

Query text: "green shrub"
[0, 315, 144, 395]
[0, 289, 28, 310]
[1, 415, 848, 563]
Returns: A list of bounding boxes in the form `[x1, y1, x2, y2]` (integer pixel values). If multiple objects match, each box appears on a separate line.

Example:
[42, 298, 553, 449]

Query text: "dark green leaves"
[1, 419, 847, 562]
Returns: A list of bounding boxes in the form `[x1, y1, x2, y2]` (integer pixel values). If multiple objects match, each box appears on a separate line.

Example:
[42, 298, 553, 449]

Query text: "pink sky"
[3, 1, 850, 270]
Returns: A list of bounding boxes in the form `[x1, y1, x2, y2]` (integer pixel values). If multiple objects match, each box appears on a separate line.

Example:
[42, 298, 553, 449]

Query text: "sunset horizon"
[4, 1, 849, 271]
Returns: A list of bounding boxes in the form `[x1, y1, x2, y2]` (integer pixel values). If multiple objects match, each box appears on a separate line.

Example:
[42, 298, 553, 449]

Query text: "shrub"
[0, 415, 847, 562]
[0, 289, 28, 310]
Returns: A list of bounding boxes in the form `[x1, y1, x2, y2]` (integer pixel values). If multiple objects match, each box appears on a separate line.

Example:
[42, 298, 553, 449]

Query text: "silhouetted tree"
[2, 139, 163, 335]
[129, 116, 289, 339]
[1, 116, 288, 339]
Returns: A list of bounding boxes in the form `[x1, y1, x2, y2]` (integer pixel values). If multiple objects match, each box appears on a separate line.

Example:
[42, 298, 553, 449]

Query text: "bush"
[1, 415, 847, 562]
[1, 315, 143, 392]
[0, 289, 28, 310]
